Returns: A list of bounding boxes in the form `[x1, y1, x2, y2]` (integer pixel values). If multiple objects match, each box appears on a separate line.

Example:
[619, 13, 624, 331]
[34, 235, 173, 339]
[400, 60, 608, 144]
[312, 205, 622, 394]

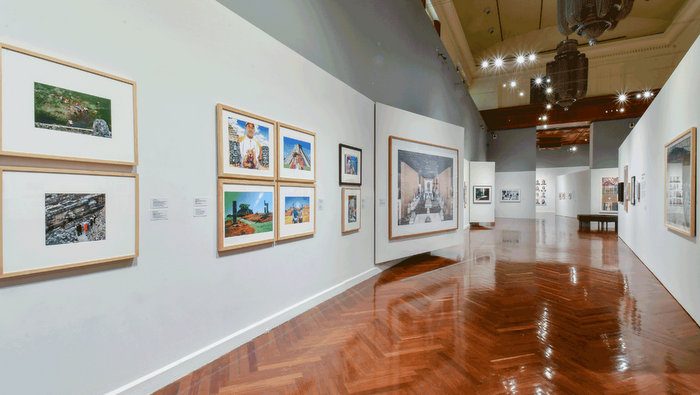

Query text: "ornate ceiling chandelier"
[557, 0, 635, 45]
[546, 39, 588, 110]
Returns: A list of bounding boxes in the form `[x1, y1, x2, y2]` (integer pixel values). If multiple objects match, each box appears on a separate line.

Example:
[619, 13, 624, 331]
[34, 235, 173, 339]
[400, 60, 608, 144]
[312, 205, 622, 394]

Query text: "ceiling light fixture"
[481, 60, 489, 69]
[546, 86, 553, 94]
[516, 55, 526, 64]
[643, 90, 652, 98]
[557, 0, 634, 46]
[493, 57, 504, 68]
[510, 80, 517, 88]
[534, 77, 543, 85]
[616, 91, 628, 104]
[519, 91, 525, 97]
[542, 115, 548, 121]
[545, 103, 552, 110]
[528, 53, 537, 62]
[635, 93, 642, 99]
[620, 108, 625, 113]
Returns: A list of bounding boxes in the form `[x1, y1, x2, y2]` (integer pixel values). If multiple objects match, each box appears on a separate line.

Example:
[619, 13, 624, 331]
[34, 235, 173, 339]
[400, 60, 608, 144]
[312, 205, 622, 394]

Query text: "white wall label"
[194, 197, 208, 207]
[193, 207, 208, 217]
[361, 198, 366, 209]
[318, 198, 324, 211]
[379, 198, 386, 206]
[150, 209, 168, 221]
[150, 198, 169, 210]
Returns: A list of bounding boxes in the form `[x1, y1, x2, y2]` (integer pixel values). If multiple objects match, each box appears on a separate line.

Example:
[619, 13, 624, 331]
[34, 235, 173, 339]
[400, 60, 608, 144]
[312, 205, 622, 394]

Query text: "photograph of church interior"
[1, 0, 699, 393]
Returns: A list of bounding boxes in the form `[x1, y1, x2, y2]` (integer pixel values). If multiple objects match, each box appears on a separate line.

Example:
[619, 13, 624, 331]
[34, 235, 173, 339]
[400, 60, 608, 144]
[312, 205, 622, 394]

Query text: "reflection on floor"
[158, 216, 700, 394]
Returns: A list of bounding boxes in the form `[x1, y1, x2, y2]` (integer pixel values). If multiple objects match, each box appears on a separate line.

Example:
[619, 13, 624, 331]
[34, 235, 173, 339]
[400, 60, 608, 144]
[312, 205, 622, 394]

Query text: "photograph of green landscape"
[34, 82, 112, 138]
[224, 191, 273, 237]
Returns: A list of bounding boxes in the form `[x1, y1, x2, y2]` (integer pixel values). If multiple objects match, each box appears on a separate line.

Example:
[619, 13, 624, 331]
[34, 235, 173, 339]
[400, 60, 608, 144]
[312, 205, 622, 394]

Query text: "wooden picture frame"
[277, 123, 316, 183]
[664, 127, 696, 237]
[0, 166, 139, 280]
[276, 182, 316, 241]
[218, 179, 276, 252]
[216, 103, 276, 181]
[339, 143, 362, 186]
[388, 136, 459, 240]
[0, 43, 138, 166]
[341, 187, 361, 234]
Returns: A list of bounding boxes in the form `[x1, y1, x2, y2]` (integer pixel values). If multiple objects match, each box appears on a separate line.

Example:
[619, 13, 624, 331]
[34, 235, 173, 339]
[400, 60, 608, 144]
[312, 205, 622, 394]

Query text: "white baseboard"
[106, 266, 383, 395]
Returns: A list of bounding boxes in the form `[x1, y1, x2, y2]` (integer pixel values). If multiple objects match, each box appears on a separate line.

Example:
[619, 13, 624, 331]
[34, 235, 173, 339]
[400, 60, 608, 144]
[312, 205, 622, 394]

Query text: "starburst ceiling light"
[546, 39, 588, 110]
[557, 0, 635, 46]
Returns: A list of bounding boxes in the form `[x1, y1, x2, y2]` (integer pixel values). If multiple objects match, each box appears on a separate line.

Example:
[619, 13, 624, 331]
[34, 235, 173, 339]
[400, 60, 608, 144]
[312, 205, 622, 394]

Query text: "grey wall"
[486, 127, 536, 172]
[217, 0, 487, 160]
[590, 117, 638, 169]
[537, 144, 590, 168]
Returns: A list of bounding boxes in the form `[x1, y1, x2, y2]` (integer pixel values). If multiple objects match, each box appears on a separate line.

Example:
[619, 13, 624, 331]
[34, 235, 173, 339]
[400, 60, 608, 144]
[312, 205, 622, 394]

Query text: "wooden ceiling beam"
[481, 91, 657, 131]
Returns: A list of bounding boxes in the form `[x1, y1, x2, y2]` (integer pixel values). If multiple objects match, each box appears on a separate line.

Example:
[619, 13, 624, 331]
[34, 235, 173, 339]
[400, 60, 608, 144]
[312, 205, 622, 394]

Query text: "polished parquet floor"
[158, 216, 700, 394]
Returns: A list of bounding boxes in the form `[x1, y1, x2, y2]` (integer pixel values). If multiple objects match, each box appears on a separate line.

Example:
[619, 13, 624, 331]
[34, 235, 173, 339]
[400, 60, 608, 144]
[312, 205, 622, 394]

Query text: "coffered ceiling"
[432, 0, 700, 110]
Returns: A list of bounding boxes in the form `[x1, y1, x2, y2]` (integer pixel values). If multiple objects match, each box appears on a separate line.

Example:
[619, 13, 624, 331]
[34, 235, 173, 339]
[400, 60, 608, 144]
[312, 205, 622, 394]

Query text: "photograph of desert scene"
[34, 82, 112, 138]
[396, 149, 454, 226]
[45, 193, 106, 246]
[224, 191, 273, 237]
[284, 196, 310, 224]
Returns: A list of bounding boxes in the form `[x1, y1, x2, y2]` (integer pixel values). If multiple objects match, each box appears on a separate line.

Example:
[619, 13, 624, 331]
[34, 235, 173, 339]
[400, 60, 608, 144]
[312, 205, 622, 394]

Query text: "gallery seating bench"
[577, 214, 618, 233]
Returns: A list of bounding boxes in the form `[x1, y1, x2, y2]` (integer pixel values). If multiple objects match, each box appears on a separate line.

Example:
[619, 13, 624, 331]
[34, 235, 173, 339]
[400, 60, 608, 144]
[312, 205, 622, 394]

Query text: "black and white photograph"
[500, 188, 521, 202]
[473, 185, 492, 204]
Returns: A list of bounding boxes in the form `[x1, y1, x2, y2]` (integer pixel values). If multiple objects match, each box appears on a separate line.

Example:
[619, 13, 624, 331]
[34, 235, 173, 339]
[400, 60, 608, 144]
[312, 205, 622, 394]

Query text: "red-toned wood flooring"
[157, 216, 700, 394]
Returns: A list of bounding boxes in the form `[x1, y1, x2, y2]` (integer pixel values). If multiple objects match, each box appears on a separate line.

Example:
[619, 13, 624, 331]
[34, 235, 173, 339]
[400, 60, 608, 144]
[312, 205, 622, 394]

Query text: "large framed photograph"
[601, 177, 619, 212]
[500, 188, 520, 203]
[0, 167, 138, 279]
[473, 185, 492, 204]
[388, 136, 458, 240]
[217, 104, 276, 180]
[341, 187, 361, 234]
[277, 183, 315, 241]
[665, 127, 696, 237]
[278, 123, 315, 183]
[339, 144, 362, 185]
[0, 44, 137, 165]
[218, 180, 275, 252]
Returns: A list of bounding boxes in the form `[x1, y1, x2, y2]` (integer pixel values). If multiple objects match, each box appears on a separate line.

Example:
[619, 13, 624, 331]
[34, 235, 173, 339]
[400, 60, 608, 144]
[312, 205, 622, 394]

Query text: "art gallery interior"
[1, 0, 699, 393]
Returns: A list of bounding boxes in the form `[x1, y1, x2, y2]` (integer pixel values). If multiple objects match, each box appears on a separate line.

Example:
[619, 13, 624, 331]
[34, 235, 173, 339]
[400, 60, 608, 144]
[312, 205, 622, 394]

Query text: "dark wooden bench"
[577, 214, 618, 233]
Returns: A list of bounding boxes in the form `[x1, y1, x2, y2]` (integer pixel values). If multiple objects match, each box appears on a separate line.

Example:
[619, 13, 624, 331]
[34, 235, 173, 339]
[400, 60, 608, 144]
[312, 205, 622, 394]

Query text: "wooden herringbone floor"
[157, 216, 700, 394]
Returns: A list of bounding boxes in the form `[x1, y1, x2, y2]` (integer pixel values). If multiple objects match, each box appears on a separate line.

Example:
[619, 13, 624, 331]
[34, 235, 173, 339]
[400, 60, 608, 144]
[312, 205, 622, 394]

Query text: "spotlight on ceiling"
[481, 60, 489, 69]
[502, 83, 507, 88]
[541, 115, 548, 121]
[519, 91, 525, 97]
[494, 57, 504, 68]
[545, 87, 553, 94]
[528, 53, 537, 62]
[635, 93, 642, 99]
[534, 77, 543, 85]
[617, 92, 628, 104]
[545, 103, 552, 110]
[509, 80, 517, 88]
[643, 90, 652, 98]
[570, 146, 578, 152]
[620, 107, 625, 113]
[546, 77, 551, 83]
[516, 55, 526, 64]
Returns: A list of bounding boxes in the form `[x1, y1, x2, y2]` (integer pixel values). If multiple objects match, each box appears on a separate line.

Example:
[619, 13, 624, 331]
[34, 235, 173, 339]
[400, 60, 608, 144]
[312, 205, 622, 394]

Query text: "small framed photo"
[0, 167, 138, 279]
[339, 144, 362, 185]
[341, 188, 361, 234]
[217, 104, 276, 180]
[500, 188, 521, 202]
[630, 176, 636, 205]
[277, 183, 315, 241]
[473, 185, 492, 204]
[278, 123, 315, 183]
[0, 43, 137, 165]
[665, 127, 696, 237]
[218, 180, 275, 252]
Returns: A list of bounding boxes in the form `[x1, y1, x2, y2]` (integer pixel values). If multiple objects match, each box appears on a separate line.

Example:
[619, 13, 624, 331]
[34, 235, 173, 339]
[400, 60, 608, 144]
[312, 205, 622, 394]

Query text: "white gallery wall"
[375, 103, 465, 263]
[494, 171, 536, 219]
[469, 161, 496, 223]
[0, 1, 377, 394]
[463, 159, 470, 228]
[618, 35, 700, 324]
[535, 166, 590, 213]
[555, 169, 591, 218]
[590, 167, 619, 214]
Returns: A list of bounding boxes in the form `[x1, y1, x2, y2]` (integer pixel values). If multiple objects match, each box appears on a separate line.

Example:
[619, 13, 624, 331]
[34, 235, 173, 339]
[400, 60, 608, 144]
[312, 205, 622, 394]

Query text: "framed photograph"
[601, 177, 619, 212]
[341, 188, 361, 234]
[339, 144, 362, 185]
[500, 188, 520, 202]
[278, 123, 315, 183]
[473, 185, 492, 204]
[217, 104, 275, 180]
[389, 136, 458, 240]
[624, 165, 629, 212]
[630, 176, 636, 205]
[218, 180, 275, 252]
[665, 127, 696, 237]
[0, 167, 138, 279]
[0, 43, 137, 165]
[277, 183, 315, 241]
